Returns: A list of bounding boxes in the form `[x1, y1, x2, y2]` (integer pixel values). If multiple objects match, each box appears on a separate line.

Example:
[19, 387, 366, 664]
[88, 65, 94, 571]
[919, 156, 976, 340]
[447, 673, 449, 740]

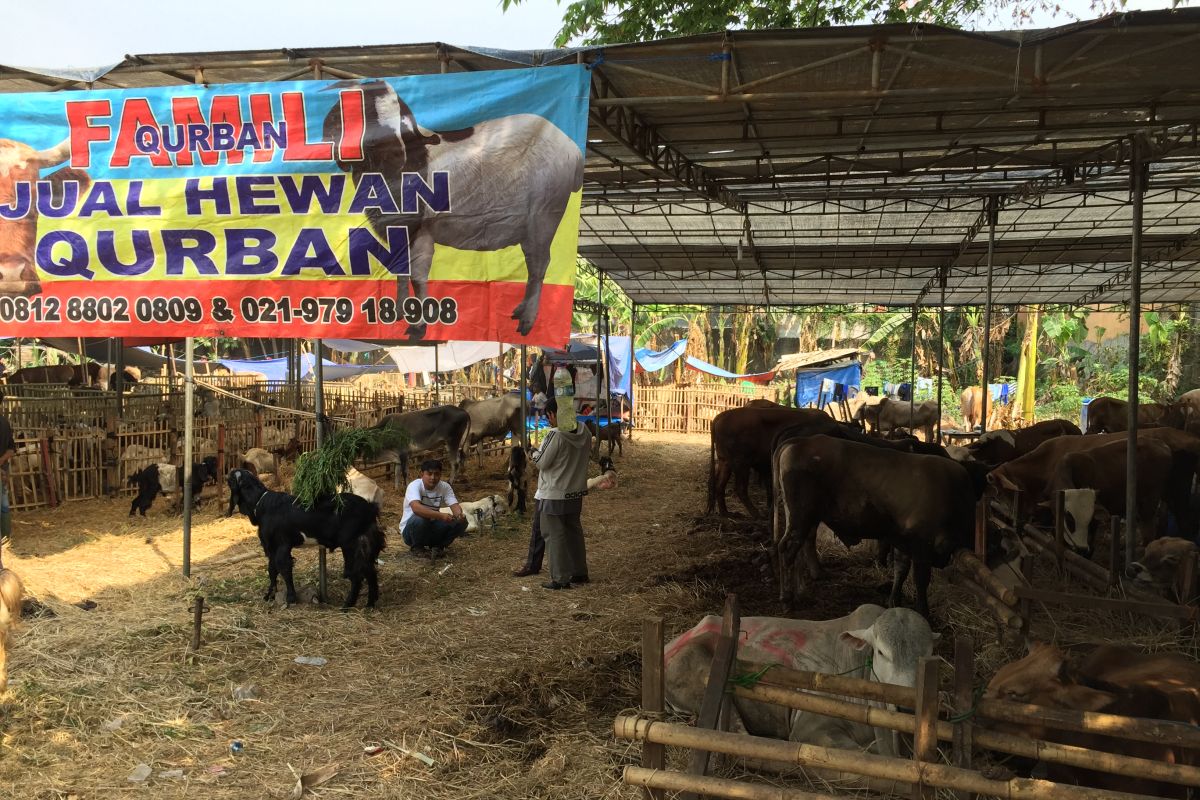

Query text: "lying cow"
[1127, 537, 1199, 602]
[1041, 438, 1173, 554]
[440, 494, 508, 533]
[772, 434, 975, 617]
[665, 605, 937, 757]
[241, 447, 279, 487]
[984, 642, 1200, 799]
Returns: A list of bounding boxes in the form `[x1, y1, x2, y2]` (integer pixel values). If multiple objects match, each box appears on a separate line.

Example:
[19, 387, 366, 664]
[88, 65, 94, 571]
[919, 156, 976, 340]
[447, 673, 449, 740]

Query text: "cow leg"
[404, 229, 435, 340]
[734, 467, 759, 518]
[712, 460, 733, 517]
[889, 551, 911, 608]
[512, 239, 552, 336]
[913, 559, 933, 619]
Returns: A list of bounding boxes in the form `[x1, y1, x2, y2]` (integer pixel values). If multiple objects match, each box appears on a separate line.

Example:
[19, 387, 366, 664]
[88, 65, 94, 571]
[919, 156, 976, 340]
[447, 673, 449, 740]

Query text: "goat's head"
[598, 456, 615, 474]
[322, 79, 434, 174]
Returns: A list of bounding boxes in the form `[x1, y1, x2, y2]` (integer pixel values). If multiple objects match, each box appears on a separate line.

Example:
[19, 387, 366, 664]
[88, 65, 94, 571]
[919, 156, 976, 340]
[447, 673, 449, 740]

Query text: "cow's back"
[712, 406, 836, 471]
[379, 406, 471, 451]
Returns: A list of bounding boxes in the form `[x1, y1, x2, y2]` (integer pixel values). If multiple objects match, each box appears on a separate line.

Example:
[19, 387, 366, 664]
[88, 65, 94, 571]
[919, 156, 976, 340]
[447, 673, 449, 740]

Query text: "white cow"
[441, 494, 509, 533]
[664, 604, 938, 757]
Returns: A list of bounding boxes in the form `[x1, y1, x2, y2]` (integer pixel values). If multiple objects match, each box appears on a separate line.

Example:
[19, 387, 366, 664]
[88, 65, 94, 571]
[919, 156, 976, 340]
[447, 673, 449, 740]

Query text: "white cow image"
[664, 604, 937, 757]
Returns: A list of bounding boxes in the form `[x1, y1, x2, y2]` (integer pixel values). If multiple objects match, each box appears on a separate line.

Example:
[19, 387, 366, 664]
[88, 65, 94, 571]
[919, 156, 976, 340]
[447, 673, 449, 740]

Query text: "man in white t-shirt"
[400, 459, 467, 558]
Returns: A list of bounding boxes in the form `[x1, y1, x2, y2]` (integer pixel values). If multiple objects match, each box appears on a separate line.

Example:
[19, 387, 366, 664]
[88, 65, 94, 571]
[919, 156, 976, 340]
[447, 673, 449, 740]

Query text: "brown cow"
[5, 364, 77, 385]
[984, 642, 1200, 799]
[959, 419, 1081, 467]
[1043, 438, 1174, 552]
[1084, 396, 1169, 434]
[859, 397, 939, 441]
[0, 138, 90, 296]
[1126, 537, 1199, 601]
[989, 427, 1200, 540]
[706, 405, 840, 517]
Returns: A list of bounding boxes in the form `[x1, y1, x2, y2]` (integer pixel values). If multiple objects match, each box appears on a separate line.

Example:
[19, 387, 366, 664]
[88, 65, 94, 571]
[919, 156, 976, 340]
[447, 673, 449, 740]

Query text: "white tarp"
[385, 341, 513, 373]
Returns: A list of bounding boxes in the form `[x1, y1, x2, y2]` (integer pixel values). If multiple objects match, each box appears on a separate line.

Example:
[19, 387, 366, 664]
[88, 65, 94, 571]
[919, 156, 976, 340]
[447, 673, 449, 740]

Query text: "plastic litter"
[128, 764, 152, 783]
[437, 563, 453, 576]
[294, 656, 327, 667]
[102, 718, 124, 731]
[158, 769, 184, 779]
[230, 740, 245, 754]
[232, 684, 260, 700]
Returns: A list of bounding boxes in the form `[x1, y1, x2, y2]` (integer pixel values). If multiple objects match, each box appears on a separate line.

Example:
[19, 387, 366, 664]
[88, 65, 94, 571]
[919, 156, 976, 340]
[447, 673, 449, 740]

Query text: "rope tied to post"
[947, 685, 987, 723]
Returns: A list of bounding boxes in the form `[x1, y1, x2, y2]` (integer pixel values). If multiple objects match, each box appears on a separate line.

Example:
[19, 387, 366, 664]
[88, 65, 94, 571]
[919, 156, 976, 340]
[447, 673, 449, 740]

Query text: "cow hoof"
[405, 322, 427, 340]
[263, 592, 274, 602]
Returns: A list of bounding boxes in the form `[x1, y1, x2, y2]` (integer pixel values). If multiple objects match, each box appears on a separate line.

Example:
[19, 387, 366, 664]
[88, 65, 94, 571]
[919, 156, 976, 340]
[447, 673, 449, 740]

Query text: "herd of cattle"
[669, 389, 1200, 797]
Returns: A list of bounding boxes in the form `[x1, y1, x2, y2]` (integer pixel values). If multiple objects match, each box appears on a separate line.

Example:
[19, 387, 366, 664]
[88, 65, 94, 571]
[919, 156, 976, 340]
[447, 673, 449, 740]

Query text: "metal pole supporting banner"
[981, 197, 998, 434]
[114, 337, 125, 417]
[434, 344, 441, 405]
[909, 304, 918, 425]
[630, 302, 638, 439]
[937, 276, 946, 443]
[182, 337, 195, 577]
[519, 345, 529, 451]
[1127, 138, 1146, 567]
[314, 338, 327, 603]
[596, 272, 604, 433]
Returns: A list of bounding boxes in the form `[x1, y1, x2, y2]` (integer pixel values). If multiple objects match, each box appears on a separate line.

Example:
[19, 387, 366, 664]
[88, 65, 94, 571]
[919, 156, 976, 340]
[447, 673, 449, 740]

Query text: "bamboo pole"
[641, 618, 666, 800]
[746, 660, 1200, 750]
[729, 682, 1200, 788]
[613, 716, 1165, 800]
[624, 767, 841, 800]
[684, 595, 741, 797]
[951, 572, 1023, 629]
[952, 637, 974, 800]
[913, 657, 939, 800]
[952, 550, 1017, 606]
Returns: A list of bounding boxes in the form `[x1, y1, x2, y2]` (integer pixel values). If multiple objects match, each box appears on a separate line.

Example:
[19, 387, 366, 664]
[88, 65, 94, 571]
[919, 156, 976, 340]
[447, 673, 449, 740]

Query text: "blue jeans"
[402, 516, 468, 550]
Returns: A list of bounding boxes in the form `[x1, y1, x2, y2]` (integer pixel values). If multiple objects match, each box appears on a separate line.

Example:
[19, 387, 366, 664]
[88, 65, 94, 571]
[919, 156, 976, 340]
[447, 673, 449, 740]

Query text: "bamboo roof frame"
[3, 9, 1200, 307]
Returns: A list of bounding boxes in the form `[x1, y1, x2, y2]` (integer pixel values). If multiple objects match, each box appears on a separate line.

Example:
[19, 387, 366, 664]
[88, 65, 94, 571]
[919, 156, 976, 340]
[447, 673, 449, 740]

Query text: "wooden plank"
[640, 617, 666, 800]
[1013, 585, 1197, 621]
[1109, 515, 1122, 590]
[682, 594, 741, 800]
[1053, 490, 1066, 575]
[912, 656, 940, 800]
[951, 638, 975, 800]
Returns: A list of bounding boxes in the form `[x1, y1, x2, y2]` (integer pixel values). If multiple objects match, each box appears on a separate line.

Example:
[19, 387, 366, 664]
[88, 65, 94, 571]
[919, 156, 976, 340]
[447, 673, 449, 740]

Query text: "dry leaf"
[289, 764, 339, 799]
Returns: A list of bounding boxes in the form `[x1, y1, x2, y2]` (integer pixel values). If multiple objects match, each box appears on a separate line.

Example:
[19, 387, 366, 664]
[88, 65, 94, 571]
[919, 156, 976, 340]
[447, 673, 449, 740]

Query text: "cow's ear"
[839, 629, 872, 651]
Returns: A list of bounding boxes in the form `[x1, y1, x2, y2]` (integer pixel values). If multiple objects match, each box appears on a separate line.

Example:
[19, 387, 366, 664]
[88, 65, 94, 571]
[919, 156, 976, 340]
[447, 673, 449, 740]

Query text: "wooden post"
[216, 423, 227, 478]
[641, 618, 666, 800]
[1109, 515, 1122, 590]
[1019, 554, 1034, 639]
[1123, 515, 1136, 577]
[1179, 551, 1198, 606]
[39, 436, 59, 508]
[104, 412, 118, 496]
[912, 656, 940, 800]
[1053, 490, 1066, 575]
[189, 596, 205, 652]
[973, 499, 987, 558]
[1011, 487, 1022, 536]
[952, 638, 975, 800]
[254, 410, 264, 449]
[683, 594, 741, 799]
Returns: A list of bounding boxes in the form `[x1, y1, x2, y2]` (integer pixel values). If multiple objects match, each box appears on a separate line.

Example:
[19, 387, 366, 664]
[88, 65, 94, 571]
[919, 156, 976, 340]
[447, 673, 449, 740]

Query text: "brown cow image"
[0, 138, 90, 296]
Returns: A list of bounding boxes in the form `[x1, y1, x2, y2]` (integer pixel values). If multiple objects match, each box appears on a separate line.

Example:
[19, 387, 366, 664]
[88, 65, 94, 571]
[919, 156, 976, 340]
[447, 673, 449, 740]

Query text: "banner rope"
[192, 378, 355, 424]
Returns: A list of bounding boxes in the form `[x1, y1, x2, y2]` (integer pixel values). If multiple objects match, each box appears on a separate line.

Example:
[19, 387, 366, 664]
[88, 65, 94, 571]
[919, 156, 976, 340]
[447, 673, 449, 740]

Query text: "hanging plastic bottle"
[552, 366, 577, 432]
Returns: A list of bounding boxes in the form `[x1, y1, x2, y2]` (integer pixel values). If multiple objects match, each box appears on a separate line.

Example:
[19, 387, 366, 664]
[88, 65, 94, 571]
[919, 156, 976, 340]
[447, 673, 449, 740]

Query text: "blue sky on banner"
[2, 0, 1181, 70]
[0, 66, 590, 180]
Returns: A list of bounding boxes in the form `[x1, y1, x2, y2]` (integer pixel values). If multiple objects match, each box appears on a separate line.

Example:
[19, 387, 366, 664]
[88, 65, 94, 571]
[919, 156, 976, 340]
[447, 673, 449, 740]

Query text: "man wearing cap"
[530, 396, 593, 590]
[399, 458, 468, 558]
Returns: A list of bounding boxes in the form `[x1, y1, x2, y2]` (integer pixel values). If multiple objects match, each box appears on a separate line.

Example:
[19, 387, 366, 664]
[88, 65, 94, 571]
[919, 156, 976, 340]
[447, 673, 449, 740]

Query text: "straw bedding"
[0, 432, 1195, 799]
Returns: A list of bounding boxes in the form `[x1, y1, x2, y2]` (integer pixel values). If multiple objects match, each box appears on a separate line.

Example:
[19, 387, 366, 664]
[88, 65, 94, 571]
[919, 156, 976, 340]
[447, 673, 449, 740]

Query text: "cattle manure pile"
[2, 431, 1196, 799]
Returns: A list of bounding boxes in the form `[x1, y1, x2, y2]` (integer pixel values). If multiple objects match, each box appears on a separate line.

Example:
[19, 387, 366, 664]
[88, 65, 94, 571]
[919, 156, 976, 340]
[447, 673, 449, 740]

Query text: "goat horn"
[33, 139, 71, 167]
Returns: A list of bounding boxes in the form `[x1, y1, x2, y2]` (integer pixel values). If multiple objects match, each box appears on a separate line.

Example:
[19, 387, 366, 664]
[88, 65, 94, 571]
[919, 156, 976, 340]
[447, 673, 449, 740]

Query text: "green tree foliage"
[504, 0, 1072, 47]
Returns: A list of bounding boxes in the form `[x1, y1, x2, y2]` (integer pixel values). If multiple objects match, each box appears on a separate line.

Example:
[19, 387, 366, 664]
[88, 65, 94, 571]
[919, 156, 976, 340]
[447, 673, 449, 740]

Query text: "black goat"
[585, 418, 624, 457]
[506, 445, 527, 514]
[202, 455, 219, 486]
[225, 469, 385, 608]
[127, 461, 213, 517]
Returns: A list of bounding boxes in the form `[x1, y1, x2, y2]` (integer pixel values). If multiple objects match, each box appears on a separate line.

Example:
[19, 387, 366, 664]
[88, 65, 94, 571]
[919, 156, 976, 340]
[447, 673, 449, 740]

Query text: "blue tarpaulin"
[218, 355, 318, 382]
[635, 339, 688, 372]
[795, 362, 862, 408]
[684, 355, 774, 382]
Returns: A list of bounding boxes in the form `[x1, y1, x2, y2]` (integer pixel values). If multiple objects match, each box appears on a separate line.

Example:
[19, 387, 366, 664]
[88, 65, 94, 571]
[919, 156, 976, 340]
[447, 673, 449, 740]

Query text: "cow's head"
[839, 607, 938, 690]
[1058, 487, 1098, 554]
[0, 138, 90, 295]
[984, 643, 1116, 740]
[1127, 536, 1198, 598]
[323, 80, 431, 175]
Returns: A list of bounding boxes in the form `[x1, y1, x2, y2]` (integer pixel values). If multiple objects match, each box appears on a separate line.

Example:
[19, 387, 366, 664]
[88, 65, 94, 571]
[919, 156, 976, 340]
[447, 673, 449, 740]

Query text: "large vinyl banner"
[0, 65, 589, 344]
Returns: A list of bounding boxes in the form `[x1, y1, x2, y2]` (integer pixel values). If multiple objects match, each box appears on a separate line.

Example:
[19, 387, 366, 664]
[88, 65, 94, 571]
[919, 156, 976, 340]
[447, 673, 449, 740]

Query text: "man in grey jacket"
[531, 397, 593, 590]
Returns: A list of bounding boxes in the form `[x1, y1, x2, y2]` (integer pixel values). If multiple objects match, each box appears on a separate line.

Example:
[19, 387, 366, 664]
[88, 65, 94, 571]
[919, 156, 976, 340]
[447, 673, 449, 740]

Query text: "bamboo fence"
[635, 384, 778, 435]
[625, 594, 1200, 800]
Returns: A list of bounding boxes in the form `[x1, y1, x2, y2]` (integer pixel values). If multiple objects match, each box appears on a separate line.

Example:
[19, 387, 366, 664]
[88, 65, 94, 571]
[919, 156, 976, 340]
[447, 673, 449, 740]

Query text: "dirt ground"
[1, 431, 1195, 799]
